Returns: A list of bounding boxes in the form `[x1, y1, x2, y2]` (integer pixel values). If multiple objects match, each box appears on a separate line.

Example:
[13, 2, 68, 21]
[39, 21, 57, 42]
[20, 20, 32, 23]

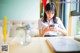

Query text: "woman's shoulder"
[56, 17, 61, 20]
[56, 17, 62, 23]
[38, 18, 44, 22]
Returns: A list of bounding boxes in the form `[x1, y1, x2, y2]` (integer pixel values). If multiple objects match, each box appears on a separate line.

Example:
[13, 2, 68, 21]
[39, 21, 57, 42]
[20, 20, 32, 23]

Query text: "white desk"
[0, 37, 54, 53]
[0, 37, 80, 53]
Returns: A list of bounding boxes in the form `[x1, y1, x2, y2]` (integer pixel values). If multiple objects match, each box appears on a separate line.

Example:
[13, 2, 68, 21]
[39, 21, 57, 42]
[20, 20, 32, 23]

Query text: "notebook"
[46, 38, 80, 53]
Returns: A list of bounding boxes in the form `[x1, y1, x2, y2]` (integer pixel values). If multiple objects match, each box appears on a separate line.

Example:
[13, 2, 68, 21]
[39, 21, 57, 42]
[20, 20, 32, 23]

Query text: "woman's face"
[45, 10, 54, 21]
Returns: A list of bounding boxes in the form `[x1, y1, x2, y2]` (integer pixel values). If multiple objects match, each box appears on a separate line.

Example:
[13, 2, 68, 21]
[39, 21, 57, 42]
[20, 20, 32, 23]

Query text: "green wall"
[0, 0, 40, 21]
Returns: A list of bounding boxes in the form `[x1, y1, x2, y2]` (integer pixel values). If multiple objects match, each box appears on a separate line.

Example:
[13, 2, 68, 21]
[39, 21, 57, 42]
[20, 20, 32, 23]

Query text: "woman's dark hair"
[43, 2, 57, 23]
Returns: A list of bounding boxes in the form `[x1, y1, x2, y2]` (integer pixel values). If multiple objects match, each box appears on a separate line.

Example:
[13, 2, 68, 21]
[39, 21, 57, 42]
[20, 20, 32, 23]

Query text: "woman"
[38, 2, 67, 37]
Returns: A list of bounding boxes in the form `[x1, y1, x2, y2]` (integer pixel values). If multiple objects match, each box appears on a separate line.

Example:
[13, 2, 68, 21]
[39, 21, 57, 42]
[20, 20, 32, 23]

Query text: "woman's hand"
[39, 26, 58, 37]
[49, 27, 57, 32]
[43, 26, 50, 32]
[44, 26, 57, 32]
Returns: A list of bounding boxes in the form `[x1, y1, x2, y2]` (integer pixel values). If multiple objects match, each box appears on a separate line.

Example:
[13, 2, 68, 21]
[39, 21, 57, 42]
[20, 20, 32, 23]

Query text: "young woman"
[38, 2, 67, 37]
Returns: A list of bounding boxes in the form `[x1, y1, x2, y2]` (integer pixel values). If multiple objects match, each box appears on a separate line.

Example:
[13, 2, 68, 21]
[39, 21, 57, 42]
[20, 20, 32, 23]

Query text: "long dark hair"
[43, 2, 57, 23]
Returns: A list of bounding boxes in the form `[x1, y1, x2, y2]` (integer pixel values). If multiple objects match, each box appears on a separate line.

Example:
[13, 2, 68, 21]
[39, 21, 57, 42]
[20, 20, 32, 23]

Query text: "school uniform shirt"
[38, 17, 66, 36]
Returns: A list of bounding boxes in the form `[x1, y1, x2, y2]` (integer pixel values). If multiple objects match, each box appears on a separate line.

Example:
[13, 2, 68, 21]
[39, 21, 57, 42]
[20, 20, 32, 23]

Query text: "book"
[46, 38, 80, 53]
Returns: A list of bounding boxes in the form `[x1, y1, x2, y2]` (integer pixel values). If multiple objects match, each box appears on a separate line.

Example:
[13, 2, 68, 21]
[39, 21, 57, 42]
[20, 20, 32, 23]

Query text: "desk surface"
[0, 37, 54, 53]
[0, 37, 80, 53]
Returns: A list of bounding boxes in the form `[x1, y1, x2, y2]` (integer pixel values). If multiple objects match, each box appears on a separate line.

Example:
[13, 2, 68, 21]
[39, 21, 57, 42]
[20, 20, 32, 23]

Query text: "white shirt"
[38, 17, 66, 36]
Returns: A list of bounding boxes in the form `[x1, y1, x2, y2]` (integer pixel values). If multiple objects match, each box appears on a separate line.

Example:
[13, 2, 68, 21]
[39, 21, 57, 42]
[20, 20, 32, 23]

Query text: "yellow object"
[3, 16, 7, 43]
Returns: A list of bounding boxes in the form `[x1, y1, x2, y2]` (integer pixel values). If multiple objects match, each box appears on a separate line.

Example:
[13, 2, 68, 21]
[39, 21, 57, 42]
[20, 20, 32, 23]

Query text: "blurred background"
[0, 0, 80, 37]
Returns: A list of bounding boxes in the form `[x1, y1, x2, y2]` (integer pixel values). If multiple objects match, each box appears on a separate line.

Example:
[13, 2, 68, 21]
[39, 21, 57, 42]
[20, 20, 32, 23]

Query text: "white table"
[0, 37, 54, 53]
[0, 37, 80, 53]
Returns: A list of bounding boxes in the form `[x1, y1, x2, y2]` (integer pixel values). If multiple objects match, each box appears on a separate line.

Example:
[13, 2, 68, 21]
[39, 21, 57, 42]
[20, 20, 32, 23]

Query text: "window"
[71, 0, 80, 16]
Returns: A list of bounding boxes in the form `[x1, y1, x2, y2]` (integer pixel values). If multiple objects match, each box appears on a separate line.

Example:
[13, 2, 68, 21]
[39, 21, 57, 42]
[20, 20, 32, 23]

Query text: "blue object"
[25, 24, 31, 30]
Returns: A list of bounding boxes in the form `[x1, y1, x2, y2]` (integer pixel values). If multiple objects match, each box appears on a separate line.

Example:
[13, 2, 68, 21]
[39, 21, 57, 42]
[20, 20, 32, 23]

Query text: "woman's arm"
[57, 27, 68, 36]
[57, 18, 68, 36]
[39, 26, 50, 37]
[38, 19, 51, 37]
